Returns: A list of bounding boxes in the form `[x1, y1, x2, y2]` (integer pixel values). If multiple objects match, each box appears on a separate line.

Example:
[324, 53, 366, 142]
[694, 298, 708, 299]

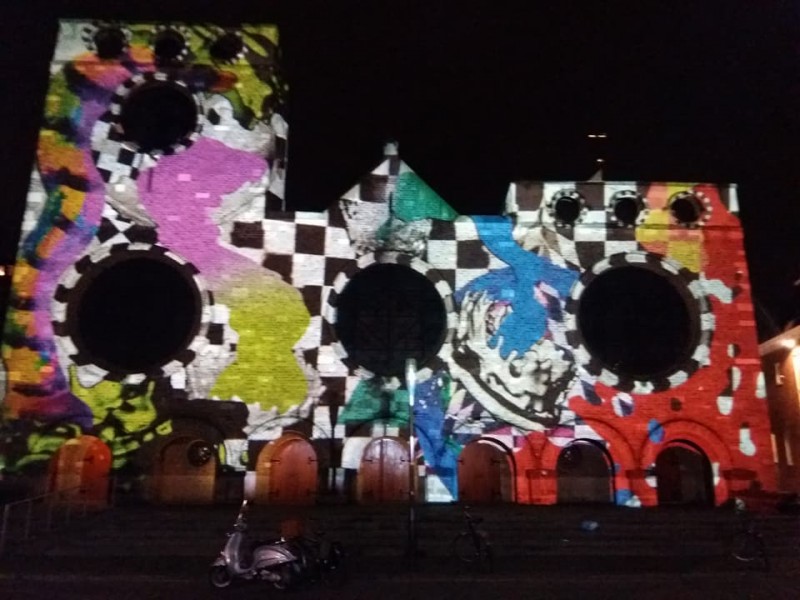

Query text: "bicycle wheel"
[324, 542, 348, 587]
[481, 540, 494, 572]
[452, 532, 480, 564]
[761, 547, 771, 573]
[732, 532, 762, 562]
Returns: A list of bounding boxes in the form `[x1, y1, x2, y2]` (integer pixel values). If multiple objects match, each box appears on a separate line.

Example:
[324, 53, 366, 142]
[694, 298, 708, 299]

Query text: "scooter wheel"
[209, 565, 233, 589]
[272, 563, 299, 592]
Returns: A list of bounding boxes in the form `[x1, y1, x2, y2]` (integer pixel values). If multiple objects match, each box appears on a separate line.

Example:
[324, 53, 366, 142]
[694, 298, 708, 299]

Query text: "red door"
[49, 436, 111, 507]
[358, 438, 409, 503]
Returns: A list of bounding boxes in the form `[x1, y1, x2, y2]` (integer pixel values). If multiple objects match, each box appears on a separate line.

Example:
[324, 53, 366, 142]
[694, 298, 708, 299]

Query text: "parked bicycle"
[286, 521, 347, 587]
[730, 498, 770, 572]
[452, 505, 493, 571]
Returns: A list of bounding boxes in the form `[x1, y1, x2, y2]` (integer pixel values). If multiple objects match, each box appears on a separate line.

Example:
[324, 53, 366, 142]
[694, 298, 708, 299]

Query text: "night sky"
[0, 0, 797, 340]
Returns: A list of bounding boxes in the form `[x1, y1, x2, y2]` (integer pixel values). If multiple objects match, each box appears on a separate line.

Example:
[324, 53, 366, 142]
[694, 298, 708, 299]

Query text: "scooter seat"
[239, 538, 281, 568]
[252, 537, 285, 547]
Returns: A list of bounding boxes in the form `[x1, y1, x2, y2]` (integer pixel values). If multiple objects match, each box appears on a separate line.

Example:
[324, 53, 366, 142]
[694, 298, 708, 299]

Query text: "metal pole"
[24, 499, 33, 540]
[0, 504, 10, 555]
[45, 495, 54, 531]
[405, 358, 417, 562]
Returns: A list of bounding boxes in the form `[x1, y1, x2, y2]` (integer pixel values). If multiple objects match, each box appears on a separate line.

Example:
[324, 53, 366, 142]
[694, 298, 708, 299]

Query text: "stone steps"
[15, 503, 799, 568]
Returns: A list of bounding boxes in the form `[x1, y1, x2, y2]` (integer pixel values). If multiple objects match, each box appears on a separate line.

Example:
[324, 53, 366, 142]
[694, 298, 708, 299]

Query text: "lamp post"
[405, 358, 417, 561]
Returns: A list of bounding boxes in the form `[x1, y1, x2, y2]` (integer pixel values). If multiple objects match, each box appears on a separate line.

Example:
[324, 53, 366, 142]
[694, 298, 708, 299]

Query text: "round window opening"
[72, 256, 201, 373]
[576, 266, 697, 379]
[669, 192, 703, 225]
[554, 196, 582, 224]
[210, 33, 244, 62]
[94, 27, 127, 59]
[334, 263, 447, 377]
[119, 82, 197, 153]
[154, 29, 186, 62]
[612, 193, 643, 226]
[187, 440, 215, 467]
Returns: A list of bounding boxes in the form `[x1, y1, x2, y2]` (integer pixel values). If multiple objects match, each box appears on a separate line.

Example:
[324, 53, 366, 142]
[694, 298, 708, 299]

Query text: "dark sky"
[0, 0, 797, 340]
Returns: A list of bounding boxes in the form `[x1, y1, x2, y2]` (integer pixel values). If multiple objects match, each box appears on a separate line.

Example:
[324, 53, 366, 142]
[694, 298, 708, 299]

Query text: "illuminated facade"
[0, 20, 776, 506]
[759, 329, 800, 493]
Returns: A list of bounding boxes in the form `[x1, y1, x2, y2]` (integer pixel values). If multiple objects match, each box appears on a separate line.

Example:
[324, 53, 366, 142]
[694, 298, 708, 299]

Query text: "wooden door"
[656, 444, 713, 506]
[458, 440, 513, 504]
[156, 437, 216, 504]
[556, 440, 613, 504]
[255, 436, 318, 505]
[358, 437, 409, 503]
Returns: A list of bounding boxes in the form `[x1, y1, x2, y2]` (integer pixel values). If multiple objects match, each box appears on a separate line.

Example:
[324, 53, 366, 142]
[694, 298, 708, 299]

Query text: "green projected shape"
[395, 171, 458, 221]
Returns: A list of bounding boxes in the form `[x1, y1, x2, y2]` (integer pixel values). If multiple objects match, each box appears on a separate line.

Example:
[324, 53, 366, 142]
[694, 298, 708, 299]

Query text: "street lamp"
[405, 357, 418, 561]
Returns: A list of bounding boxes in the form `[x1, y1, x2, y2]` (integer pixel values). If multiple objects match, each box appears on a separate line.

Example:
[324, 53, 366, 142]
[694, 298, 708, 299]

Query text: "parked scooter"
[209, 500, 301, 590]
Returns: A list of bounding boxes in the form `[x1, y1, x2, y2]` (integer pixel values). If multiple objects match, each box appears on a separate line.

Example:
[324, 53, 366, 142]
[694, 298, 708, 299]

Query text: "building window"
[68, 254, 202, 373]
[334, 263, 447, 377]
[577, 265, 697, 380]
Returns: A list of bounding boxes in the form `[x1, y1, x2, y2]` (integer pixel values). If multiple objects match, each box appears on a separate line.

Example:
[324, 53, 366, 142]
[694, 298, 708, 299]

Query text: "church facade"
[0, 20, 775, 506]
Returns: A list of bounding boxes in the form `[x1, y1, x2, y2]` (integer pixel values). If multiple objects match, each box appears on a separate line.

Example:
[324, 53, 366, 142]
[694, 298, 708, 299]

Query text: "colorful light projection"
[0, 20, 291, 474]
[254, 148, 774, 506]
[0, 22, 774, 507]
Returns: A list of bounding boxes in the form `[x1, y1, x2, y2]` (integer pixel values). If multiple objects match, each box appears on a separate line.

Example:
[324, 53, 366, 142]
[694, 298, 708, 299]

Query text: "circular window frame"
[323, 252, 456, 380]
[52, 243, 211, 383]
[92, 26, 131, 59]
[81, 22, 132, 57]
[607, 189, 649, 228]
[110, 72, 203, 157]
[209, 31, 246, 64]
[563, 252, 712, 393]
[152, 26, 190, 64]
[668, 190, 712, 228]
[547, 189, 587, 227]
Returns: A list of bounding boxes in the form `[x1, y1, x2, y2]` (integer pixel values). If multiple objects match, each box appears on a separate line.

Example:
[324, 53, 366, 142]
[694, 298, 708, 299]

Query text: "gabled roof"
[341, 142, 458, 222]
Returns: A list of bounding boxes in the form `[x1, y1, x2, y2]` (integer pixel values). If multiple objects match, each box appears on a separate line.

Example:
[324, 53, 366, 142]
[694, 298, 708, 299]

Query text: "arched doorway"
[254, 435, 318, 505]
[457, 439, 515, 504]
[556, 439, 614, 504]
[655, 441, 714, 506]
[49, 436, 112, 507]
[155, 436, 216, 504]
[357, 437, 409, 503]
